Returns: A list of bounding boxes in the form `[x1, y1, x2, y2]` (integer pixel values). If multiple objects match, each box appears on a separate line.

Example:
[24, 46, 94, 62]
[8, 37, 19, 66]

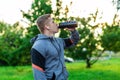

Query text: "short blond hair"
[36, 14, 51, 33]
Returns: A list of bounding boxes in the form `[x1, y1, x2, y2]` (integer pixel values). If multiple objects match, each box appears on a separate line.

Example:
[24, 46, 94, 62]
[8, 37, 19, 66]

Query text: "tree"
[65, 10, 104, 68]
[100, 14, 120, 52]
[112, 0, 120, 10]
[21, 0, 52, 37]
[0, 21, 29, 66]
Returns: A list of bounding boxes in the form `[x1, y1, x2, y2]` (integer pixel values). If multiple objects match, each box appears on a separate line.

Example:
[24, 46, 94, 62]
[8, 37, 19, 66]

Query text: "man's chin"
[54, 30, 59, 33]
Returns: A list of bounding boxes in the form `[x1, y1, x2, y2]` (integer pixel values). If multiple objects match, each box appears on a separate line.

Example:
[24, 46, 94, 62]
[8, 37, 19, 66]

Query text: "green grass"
[67, 58, 120, 80]
[0, 66, 33, 80]
[0, 58, 120, 80]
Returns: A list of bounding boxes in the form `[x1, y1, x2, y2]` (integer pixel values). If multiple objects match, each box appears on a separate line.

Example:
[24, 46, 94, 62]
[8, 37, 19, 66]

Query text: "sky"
[61, 0, 117, 24]
[0, 0, 32, 26]
[0, 0, 118, 26]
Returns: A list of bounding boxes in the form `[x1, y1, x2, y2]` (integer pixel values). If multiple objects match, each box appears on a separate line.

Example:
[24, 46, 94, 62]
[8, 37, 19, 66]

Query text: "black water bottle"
[58, 21, 77, 28]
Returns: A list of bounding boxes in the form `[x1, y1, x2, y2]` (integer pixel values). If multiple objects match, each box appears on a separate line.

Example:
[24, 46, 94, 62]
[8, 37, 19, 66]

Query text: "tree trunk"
[86, 57, 91, 68]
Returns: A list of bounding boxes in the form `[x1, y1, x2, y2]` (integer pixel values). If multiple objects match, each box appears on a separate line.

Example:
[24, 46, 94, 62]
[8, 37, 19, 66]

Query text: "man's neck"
[43, 30, 55, 37]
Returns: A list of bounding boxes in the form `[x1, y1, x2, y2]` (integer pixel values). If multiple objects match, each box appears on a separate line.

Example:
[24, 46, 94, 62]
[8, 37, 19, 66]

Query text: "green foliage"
[65, 11, 101, 61]
[63, 10, 106, 68]
[101, 22, 120, 52]
[0, 22, 30, 66]
[52, 0, 71, 38]
[21, 0, 52, 36]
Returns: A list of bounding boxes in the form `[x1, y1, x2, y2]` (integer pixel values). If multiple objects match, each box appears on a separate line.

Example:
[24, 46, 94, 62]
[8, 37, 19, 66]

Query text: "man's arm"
[64, 29, 80, 48]
[31, 48, 47, 80]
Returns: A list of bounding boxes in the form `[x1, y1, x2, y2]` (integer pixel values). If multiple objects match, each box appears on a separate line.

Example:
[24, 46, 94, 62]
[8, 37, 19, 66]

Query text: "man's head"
[36, 14, 58, 34]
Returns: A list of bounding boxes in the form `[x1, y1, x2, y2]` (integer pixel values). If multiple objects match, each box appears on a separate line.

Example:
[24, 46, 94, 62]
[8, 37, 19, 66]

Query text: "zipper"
[49, 38, 66, 79]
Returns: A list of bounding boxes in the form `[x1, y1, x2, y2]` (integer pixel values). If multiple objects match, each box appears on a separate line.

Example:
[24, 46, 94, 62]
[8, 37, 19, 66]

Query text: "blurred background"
[0, 0, 120, 80]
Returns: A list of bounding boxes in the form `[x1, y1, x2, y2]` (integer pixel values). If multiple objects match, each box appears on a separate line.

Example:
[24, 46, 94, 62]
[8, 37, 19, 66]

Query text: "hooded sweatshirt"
[30, 30, 79, 80]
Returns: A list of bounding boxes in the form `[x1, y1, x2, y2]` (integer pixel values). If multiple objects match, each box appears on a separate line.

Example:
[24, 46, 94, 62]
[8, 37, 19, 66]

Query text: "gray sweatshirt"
[30, 30, 80, 80]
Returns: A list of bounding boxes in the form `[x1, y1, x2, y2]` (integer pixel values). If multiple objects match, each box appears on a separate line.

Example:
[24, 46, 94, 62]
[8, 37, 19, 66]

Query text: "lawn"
[67, 58, 120, 80]
[0, 58, 120, 80]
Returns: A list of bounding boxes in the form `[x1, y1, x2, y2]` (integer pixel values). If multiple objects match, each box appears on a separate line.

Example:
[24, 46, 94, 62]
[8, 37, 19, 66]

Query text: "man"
[30, 14, 80, 80]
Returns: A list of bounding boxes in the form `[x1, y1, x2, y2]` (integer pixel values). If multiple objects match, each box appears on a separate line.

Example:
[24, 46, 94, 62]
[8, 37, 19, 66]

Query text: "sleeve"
[64, 30, 80, 48]
[30, 48, 47, 80]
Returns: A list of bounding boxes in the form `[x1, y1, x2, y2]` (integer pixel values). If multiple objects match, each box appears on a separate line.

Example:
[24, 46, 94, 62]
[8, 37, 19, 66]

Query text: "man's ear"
[45, 25, 50, 30]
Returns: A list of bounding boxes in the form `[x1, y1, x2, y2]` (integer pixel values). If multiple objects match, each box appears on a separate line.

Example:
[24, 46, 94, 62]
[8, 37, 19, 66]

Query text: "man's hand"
[65, 27, 75, 31]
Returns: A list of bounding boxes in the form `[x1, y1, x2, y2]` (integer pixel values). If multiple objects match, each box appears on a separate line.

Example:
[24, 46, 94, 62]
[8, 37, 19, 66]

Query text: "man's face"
[46, 17, 59, 33]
